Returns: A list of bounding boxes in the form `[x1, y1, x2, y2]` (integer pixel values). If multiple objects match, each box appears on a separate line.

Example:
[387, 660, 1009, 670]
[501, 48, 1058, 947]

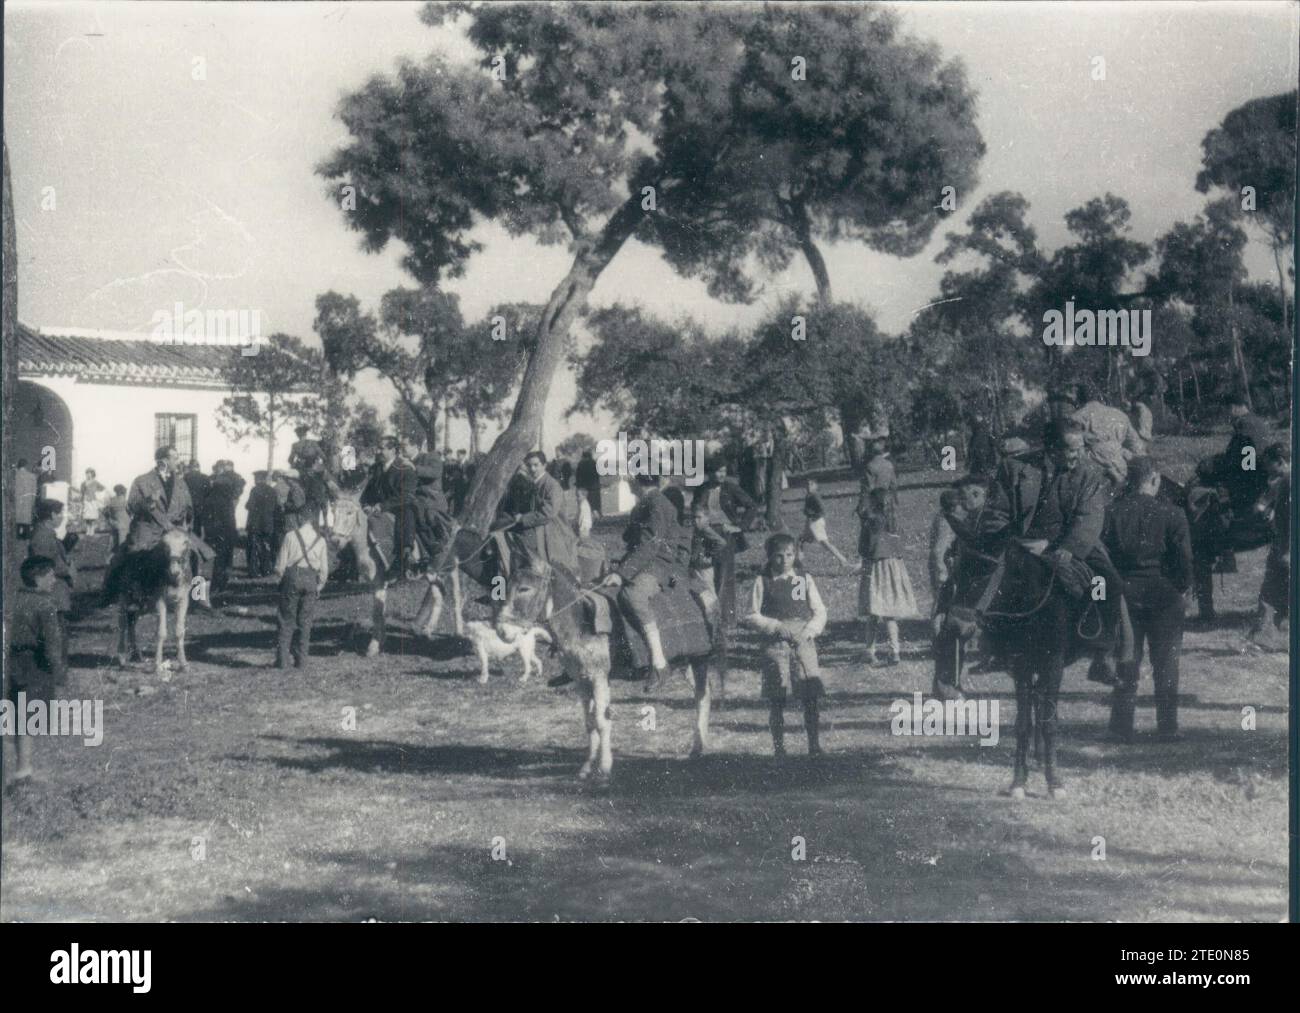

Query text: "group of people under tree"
[9, 372, 1287, 781]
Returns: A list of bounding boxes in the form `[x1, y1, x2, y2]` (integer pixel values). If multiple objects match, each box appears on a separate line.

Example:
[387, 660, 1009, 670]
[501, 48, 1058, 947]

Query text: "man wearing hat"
[103, 446, 214, 608]
[289, 425, 323, 473]
[207, 460, 246, 597]
[361, 437, 420, 573]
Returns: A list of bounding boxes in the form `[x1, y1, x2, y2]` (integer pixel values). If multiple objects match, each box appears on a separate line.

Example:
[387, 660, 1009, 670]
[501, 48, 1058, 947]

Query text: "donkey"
[947, 539, 1097, 800]
[107, 528, 196, 674]
[495, 563, 719, 781]
[327, 491, 468, 655]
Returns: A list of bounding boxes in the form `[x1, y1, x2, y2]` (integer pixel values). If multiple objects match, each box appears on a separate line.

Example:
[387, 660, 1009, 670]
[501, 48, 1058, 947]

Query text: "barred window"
[155, 413, 197, 465]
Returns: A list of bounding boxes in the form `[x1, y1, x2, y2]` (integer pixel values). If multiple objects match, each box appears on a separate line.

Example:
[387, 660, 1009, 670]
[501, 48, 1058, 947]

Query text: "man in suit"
[1103, 457, 1193, 741]
[245, 471, 278, 577]
[362, 436, 420, 573]
[575, 448, 602, 517]
[495, 450, 578, 577]
[183, 460, 212, 541]
[987, 418, 1128, 684]
[104, 446, 212, 608]
[207, 460, 246, 595]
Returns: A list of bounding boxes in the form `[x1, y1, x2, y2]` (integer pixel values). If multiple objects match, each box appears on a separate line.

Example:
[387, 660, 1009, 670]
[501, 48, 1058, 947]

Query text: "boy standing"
[742, 534, 828, 757]
[273, 511, 329, 669]
[6, 557, 68, 783]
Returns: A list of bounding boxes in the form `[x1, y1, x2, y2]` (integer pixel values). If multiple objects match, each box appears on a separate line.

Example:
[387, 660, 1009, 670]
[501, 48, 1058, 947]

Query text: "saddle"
[582, 580, 717, 674]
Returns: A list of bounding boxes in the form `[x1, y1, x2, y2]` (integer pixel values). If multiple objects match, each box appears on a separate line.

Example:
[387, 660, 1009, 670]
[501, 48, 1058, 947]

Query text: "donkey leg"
[1008, 661, 1032, 797]
[1039, 649, 1067, 798]
[592, 673, 614, 778]
[367, 586, 386, 657]
[175, 597, 190, 671]
[689, 657, 712, 758]
[153, 599, 168, 675]
[115, 608, 129, 668]
[415, 579, 444, 637]
[577, 679, 600, 780]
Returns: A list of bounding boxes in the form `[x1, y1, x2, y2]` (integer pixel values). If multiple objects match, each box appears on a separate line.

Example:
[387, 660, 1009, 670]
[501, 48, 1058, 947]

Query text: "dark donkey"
[946, 539, 1109, 799]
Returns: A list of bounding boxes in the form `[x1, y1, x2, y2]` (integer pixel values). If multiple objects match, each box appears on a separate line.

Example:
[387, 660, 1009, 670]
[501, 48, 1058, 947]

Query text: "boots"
[1108, 683, 1137, 743]
[803, 695, 822, 756]
[1155, 672, 1180, 740]
[769, 702, 787, 757]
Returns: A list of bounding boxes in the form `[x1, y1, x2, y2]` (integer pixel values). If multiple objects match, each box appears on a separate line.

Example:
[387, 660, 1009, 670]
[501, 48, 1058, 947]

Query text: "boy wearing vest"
[273, 511, 329, 669]
[742, 534, 828, 757]
[7, 556, 68, 783]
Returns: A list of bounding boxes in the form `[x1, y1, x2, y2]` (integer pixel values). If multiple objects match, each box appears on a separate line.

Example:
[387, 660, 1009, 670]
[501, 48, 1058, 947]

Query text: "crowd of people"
[5, 389, 1289, 780]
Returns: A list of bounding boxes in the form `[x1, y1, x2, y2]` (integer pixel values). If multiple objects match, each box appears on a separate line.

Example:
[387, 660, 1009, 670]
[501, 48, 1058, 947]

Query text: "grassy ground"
[1, 433, 1290, 921]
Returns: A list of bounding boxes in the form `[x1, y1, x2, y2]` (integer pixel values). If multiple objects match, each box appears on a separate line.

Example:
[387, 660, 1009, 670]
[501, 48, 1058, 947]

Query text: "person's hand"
[602, 573, 623, 588]
[1048, 548, 1072, 567]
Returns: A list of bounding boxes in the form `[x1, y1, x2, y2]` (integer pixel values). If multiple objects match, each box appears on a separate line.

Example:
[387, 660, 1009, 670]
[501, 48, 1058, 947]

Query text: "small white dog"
[463, 620, 552, 685]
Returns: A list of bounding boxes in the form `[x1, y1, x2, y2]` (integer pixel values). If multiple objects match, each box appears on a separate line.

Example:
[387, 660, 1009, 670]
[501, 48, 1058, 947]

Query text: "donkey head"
[160, 529, 191, 587]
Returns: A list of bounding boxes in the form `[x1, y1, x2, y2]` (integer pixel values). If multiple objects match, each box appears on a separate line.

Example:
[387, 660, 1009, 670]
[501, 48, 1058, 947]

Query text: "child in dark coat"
[6, 557, 68, 782]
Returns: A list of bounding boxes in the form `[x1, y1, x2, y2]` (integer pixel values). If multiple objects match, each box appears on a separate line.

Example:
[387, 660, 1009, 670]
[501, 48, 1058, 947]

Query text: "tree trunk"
[792, 201, 831, 304]
[1227, 286, 1253, 411]
[443, 196, 644, 557]
[442, 398, 451, 455]
[1273, 241, 1289, 332]
[266, 397, 276, 471]
[467, 408, 480, 457]
[765, 420, 789, 532]
[3, 136, 18, 795]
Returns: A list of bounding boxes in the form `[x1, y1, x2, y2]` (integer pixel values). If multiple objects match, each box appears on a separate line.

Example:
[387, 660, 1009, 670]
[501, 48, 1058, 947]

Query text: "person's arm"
[314, 538, 329, 590]
[1121, 420, 1144, 457]
[41, 600, 67, 682]
[273, 536, 291, 579]
[800, 575, 828, 638]
[740, 577, 782, 634]
[516, 479, 560, 529]
[1057, 470, 1107, 559]
[127, 477, 149, 518]
[1168, 510, 1193, 594]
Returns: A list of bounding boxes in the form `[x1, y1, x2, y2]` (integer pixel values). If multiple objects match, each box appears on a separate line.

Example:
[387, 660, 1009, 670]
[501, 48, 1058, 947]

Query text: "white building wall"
[24, 376, 292, 527]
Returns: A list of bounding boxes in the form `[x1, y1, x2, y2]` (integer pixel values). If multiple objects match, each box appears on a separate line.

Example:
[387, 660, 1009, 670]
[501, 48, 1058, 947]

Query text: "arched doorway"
[13, 381, 74, 482]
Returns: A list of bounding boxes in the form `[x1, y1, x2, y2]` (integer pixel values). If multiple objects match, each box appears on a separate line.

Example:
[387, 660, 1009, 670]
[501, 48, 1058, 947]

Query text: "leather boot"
[803, 695, 822, 756]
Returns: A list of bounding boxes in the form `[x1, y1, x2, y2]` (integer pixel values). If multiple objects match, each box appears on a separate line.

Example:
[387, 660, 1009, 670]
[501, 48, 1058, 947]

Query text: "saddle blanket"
[586, 580, 715, 673]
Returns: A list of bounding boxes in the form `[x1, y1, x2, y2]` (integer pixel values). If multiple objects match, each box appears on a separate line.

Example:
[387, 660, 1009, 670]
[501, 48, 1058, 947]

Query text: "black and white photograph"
[1, 0, 1296, 933]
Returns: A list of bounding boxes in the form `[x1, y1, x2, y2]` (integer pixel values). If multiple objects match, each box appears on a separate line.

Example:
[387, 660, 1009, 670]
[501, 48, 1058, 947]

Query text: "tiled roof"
[17, 323, 245, 387]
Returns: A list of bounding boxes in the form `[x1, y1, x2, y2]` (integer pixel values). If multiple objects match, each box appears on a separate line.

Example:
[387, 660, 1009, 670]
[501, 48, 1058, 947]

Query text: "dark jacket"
[856, 453, 898, 517]
[989, 453, 1108, 560]
[9, 587, 67, 686]
[575, 456, 601, 491]
[207, 471, 246, 538]
[361, 459, 419, 513]
[692, 478, 758, 530]
[29, 521, 75, 612]
[619, 487, 690, 583]
[508, 471, 577, 572]
[1102, 492, 1193, 610]
[184, 472, 212, 529]
[245, 483, 278, 534]
[125, 467, 192, 551]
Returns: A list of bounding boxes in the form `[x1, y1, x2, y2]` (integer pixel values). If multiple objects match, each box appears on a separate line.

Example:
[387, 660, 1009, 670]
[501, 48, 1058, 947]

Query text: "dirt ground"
[1, 433, 1290, 921]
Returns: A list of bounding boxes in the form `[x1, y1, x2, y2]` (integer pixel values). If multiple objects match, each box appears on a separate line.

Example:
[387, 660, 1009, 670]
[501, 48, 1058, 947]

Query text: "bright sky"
[5, 1, 1297, 449]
